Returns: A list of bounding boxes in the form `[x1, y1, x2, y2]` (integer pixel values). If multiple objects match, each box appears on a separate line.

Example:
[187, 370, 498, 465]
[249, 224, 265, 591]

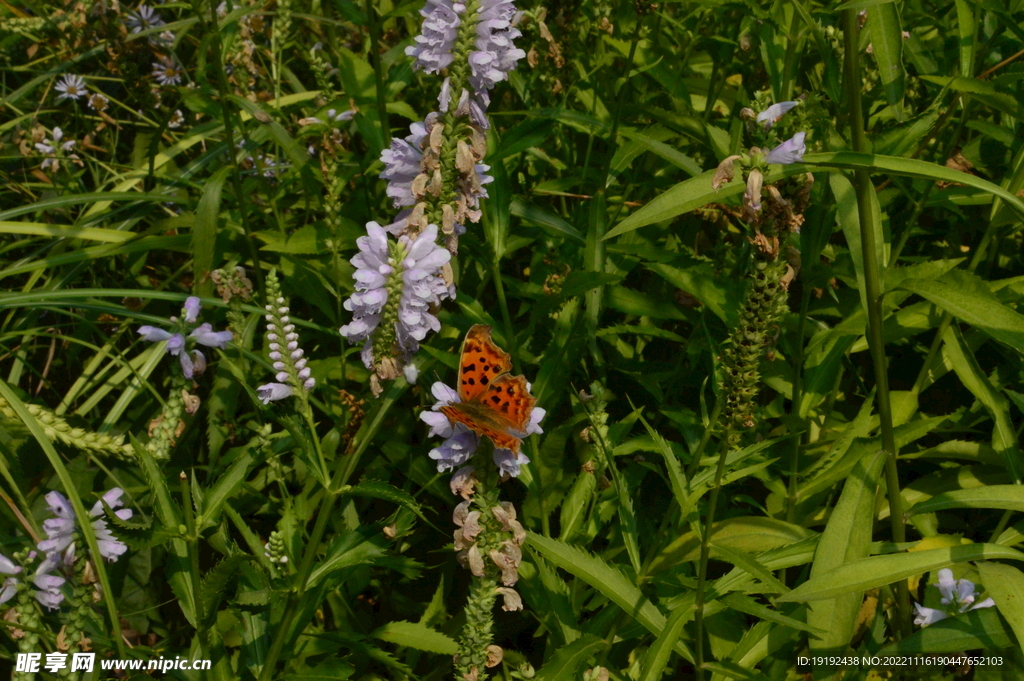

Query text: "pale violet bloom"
[913, 603, 948, 627]
[380, 122, 428, 208]
[39, 488, 133, 565]
[395, 224, 452, 354]
[756, 101, 798, 129]
[257, 382, 293, 404]
[183, 296, 201, 323]
[55, 74, 87, 101]
[190, 323, 233, 349]
[493, 448, 529, 477]
[137, 326, 173, 343]
[0, 553, 22, 606]
[913, 568, 996, 628]
[406, 0, 462, 74]
[936, 568, 995, 613]
[166, 333, 186, 355]
[765, 132, 806, 165]
[127, 5, 165, 33]
[327, 108, 355, 122]
[468, 0, 526, 108]
[340, 223, 454, 368]
[32, 554, 65, 610]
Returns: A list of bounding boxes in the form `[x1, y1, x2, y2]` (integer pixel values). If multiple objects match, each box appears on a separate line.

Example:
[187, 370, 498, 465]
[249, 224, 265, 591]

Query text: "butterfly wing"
[456, 325, 513, 402]
[440, 374, 536, 454]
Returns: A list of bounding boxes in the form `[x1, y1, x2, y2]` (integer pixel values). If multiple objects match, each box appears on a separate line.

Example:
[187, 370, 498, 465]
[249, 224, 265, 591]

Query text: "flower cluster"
[35, 127, 82, 174]
[420, 381, 544, 478]
[137, 296, 233, 380]
[340, 223, 453, 387]
[342, 0, 524, 391]
[39, 489, 134, 565]
[407, 0, 525, 116]
[0, 553, 65, 611]
[913, 568, 995, 627]
[257, 271, 316, 404]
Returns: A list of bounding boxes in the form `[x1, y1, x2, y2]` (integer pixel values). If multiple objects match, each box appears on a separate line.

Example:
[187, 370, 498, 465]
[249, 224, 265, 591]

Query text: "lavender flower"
[340, 223, 453, 367]
[152, 56, 183, 86]
[765, 132, 806, 165]
[913, 568, 996, 628]
[912, 603, 947, 627]
[32, 554, 65, 610]
[137, 299, 232, 378]
[0, 553, 21, 606]
[468, 0, 526, 107]
[257, 382, 294, 404]
[406, 0, 462, 74]
[56, 74, 87, 101]
[183, 296, 201, 323]
[380, 122, 428, 208]
[421, 380, 544, 477]
[190, 323, 233, 349]
[756, 101, 798, 129]
[395, 224, 452, 353]
[38, 489, 133, 564]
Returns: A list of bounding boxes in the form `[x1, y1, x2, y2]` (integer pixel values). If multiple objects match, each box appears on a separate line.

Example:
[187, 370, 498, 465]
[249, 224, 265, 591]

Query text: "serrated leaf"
[909, 487, 1024, 516]
[200, 554, 250, 627]
[533, 634, 605, 681]
[344, 480, 430, 524]
[370, 620, 458, 655]
[307, 527, 387, 588]
[527, 532, 693, 662]
[200, 452, 253, 531]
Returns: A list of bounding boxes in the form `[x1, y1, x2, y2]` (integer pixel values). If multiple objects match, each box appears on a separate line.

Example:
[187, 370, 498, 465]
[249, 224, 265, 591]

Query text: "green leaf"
[777, 544, 1024, 603]
[510, 197, 584, 243]
[193, 166, 230, 298]
[370, 620, 458, 656]
[978, 561, 1024, 655]
[881, 607, 1014, 653]
[526, 533, 693, 661]
[898, 270, 1024, 352]
[942, 324, 1022, 481]
[909, 487, 1024, 517]
[307, 528, 387, 588]
[200, 553, 250, 627]
[807, 451, 886, 656]
[638, 606, 689, 681]
[533, 635, 605, 681]
[954, 0, 976, 78]
[869, 2, 906, 118]
[618, 129, 703, 176]
[344, 480, 431, 524]
[831, 172, 885, 314]
[647, 262, 742, 326]
[200, 452, 253, 531]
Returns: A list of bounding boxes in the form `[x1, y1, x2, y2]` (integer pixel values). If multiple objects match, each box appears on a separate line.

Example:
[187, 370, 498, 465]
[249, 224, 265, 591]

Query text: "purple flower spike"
[765, 132, 806, 165]
[190, 323, 233, 348]
[406, 0, 463, 74]
[469, 0, 526, 107]
[183, 296, 202, 323]
[380, 123, 428, 209]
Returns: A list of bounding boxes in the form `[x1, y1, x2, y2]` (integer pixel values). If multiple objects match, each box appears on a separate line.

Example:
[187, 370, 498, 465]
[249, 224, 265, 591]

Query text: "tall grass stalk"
[841, 7, 908, 637]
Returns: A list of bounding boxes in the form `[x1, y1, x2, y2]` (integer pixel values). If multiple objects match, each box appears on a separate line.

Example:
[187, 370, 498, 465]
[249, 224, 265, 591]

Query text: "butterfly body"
[439, 325, 536, 454]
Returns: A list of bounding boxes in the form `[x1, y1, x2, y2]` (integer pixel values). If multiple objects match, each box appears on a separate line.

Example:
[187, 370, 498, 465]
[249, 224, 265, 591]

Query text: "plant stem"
[364, 0, 390, 139]
[198, 0, 265, 298]
[842, 8, 908, 638]
[692, 434, 731, 681]
[180, 471, 207, 657]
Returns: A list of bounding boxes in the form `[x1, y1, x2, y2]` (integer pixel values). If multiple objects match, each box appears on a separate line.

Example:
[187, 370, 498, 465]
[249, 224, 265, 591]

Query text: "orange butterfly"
[439, 325, 537, 455]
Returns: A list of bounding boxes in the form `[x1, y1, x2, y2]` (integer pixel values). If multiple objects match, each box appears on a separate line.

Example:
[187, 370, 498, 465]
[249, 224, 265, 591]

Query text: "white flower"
[756, 101, 798, 129]
[152, 55, 183, 86]
[913, 603, 947, 627]
[55, 74, 87, 101]
[126, 5, 165, 33]
[168, 109, 185, 128]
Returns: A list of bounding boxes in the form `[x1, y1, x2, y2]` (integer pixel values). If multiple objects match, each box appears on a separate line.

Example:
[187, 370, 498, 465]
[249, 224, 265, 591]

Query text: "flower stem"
[842, 8, 908, 638]
[364, 0, 390, 139]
